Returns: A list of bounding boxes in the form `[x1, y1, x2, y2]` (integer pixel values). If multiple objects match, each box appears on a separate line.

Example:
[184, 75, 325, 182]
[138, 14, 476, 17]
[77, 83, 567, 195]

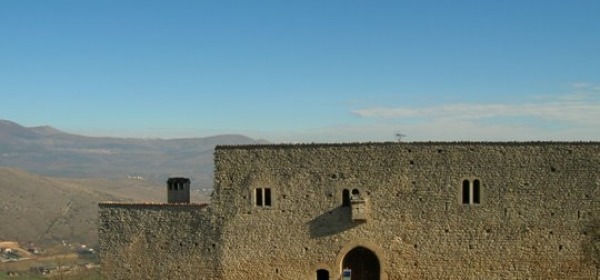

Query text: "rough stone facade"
[99, 142, 600, 279]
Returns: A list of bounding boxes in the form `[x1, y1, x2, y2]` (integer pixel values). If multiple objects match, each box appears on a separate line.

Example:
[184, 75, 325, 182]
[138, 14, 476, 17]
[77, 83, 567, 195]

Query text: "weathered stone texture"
[98, 203, 219, 280]
[100, 142, 600, 279]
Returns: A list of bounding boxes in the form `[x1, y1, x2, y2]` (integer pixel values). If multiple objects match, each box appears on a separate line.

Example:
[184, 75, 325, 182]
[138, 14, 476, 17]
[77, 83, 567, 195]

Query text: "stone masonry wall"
[99, 142, 600, 279]
[211, 142, 600, 279]
[98, 203, 220, 280]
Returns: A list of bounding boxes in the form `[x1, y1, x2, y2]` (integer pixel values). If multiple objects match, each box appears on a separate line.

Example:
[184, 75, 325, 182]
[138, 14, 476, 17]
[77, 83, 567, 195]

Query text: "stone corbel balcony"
[351, 198, 368, 221]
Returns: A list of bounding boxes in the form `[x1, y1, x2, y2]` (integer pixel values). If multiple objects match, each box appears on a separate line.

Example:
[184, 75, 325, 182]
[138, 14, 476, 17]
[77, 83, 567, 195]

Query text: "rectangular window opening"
[462, 180, 470, 204]
[256, 188, 263, 206]
[473, 180, 481, 204]
[265, 188, 272, 206]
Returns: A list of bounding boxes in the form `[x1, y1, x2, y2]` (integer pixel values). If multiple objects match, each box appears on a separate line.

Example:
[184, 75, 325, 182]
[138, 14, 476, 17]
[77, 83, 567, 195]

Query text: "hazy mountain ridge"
[0, 119, 261, 246]
[0, 119, 265, 186]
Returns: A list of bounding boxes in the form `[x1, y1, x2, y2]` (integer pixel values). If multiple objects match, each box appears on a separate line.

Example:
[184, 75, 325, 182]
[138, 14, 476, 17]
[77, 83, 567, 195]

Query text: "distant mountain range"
[0, 119, 264, 246]
[0, 119, 265, 187]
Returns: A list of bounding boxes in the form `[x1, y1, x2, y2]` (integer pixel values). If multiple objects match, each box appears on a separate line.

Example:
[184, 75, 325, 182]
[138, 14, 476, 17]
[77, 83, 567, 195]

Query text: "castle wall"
[212, 143, 600, 279]
[98, 142, 600, 279]
[98, 203, 220, 280]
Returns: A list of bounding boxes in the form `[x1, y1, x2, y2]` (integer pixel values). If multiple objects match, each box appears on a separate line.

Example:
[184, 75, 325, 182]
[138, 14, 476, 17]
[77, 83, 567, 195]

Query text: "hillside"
[0, 168, 208, 246]
[0, 119, 261, 246]
[0, 119, 264, 187]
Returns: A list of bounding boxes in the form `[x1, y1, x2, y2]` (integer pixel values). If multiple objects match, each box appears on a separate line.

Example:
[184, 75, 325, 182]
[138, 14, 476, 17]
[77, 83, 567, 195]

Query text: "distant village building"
[99, 142, 600, 279]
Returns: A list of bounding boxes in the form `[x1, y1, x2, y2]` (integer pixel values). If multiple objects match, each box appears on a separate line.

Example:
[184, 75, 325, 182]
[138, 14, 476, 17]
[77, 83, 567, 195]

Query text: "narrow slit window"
[473, 179, 481, 204]
[462, 180, 470, 204]
[264, 188, 272, 206]
[255, 188, 272, 207]
[461, 179, 482, 205]
[342, 189, 350, 207]
[256, 188, 263, 206]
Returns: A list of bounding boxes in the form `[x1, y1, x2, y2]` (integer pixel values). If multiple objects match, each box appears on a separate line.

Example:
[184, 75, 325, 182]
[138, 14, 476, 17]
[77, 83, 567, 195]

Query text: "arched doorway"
[342, 246, 380, 280]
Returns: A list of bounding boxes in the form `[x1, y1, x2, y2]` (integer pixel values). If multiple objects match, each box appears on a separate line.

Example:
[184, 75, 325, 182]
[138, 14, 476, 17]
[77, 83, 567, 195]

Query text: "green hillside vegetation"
[0, 271, 42, 280]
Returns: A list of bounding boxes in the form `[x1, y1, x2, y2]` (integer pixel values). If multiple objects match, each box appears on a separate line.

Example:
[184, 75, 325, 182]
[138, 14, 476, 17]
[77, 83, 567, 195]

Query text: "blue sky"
[1, 1, 599, 142]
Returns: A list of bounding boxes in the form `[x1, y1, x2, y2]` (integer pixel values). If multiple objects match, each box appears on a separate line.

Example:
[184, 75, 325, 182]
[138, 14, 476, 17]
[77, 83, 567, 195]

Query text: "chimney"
[167, 177, 191, 204]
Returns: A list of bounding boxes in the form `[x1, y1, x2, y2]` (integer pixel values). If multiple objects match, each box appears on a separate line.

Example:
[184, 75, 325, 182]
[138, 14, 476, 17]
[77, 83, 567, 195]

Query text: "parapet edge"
[215, 141, 600, 150]
[98, 202, 208, 208]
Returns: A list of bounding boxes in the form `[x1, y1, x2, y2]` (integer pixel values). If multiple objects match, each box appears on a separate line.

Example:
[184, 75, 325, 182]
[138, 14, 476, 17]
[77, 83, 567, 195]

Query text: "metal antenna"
[395, 132, 406, 142]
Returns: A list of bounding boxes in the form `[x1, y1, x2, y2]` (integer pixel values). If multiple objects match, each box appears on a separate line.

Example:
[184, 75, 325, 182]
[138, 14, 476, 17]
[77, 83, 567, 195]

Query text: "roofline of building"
[215, 141, 600, 150]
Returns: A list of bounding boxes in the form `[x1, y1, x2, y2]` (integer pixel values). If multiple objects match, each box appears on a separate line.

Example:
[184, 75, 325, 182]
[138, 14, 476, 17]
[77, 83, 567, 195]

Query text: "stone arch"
[334, 240, 388, 280]
[343, 247, 379, 279]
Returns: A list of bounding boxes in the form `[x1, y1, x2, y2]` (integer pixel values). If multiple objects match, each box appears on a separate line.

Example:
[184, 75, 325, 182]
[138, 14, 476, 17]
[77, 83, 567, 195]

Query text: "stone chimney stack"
[167, 177, 191, 204]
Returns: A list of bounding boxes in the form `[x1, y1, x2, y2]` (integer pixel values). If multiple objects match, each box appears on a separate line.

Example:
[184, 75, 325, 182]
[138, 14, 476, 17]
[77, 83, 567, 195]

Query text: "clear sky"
[1, 1, 599, 142]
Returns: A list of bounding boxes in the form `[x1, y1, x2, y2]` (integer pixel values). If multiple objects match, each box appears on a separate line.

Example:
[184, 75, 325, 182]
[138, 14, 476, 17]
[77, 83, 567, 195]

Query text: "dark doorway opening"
[316, 269, 329, 280]
[342, 246, 380, 280]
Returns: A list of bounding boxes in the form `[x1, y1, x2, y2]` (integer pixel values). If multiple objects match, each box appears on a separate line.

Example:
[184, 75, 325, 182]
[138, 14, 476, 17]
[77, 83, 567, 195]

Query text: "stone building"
[99, 142, 600, 279]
